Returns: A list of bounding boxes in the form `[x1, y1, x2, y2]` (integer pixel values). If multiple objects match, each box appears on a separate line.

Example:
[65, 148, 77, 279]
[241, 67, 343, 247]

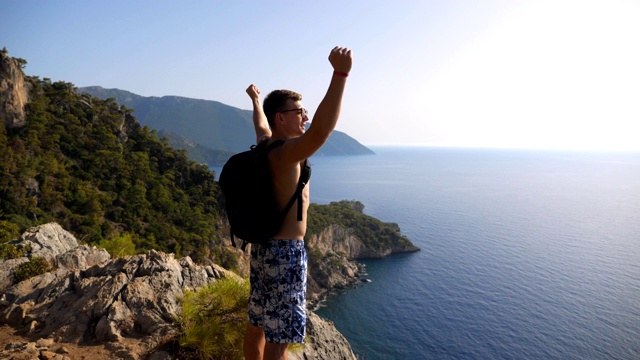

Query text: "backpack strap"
[281, 159, 311, 222]
[262, 140, 311, 222]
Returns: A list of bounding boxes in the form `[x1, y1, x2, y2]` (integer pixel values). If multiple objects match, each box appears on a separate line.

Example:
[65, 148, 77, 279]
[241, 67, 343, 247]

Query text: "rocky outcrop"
[309, 224, 420, 259]
[289, 312, 356, 360]
[0, 223, 110, 293]
[0, 258, 28, 292]
[0, 48, 29, 128]
[310, 224, 377, 259]
[305, 223, 420, 306]
[305, 225, 365, 307]
[0, 223, 357, 359]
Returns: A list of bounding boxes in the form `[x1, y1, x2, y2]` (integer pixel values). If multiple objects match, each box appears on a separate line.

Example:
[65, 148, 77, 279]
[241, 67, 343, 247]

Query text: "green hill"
[1, 74, 235, 267]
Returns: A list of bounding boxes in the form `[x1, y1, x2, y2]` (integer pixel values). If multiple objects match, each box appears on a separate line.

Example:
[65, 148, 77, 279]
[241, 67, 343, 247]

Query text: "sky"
[2, 0, 640, 151]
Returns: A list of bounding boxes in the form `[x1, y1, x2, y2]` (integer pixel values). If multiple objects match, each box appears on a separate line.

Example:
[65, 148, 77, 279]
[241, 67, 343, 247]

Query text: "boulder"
[0, 223, 110, 293]
[18, 223, 79, 263]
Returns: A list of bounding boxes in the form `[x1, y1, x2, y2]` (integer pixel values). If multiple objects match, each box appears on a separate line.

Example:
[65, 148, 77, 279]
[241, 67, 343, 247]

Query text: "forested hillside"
[0, 74, 237, 268]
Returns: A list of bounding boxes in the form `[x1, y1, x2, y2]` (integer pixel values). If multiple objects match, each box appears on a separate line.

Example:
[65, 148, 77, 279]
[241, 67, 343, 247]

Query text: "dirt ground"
[0, 324, 119, 360]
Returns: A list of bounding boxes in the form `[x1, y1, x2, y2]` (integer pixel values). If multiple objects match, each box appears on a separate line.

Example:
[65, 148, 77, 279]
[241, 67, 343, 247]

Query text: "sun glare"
[422, 0, 640, 151]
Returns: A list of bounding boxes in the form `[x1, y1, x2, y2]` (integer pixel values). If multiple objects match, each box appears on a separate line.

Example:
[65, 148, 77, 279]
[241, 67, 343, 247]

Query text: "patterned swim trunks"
[248, 239, 307, 344]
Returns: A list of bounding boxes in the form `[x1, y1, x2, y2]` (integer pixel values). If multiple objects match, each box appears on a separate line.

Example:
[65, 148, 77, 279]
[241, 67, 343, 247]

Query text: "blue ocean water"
[307, 147, 640, 360]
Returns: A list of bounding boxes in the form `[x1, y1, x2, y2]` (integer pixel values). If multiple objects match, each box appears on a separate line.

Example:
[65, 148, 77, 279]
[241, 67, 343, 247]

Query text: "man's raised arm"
[246, 84, 271, 144]
[280, 46, 353, 161]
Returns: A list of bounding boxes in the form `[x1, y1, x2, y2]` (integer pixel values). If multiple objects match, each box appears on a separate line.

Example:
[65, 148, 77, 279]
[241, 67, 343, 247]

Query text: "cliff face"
[0, 223, 357, 360]
[310, 223, 402, 259]
[0, 49, 29, 128]
[304, 222, 420, 306]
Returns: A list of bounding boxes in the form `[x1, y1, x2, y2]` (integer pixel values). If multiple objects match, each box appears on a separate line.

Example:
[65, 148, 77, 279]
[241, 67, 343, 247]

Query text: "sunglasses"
[279, 108, 309, 117]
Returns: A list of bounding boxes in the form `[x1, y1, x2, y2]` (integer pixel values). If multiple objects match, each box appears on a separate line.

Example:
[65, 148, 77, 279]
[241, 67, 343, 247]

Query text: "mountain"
[79, 86, 374, 164]
[157, 129, 234, 166]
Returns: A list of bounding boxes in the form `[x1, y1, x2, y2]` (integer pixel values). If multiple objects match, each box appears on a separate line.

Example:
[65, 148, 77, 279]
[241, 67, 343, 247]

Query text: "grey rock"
[0, 225, 239, 356]
[0, 223, 358, 359]
[0, 257, 29, 291]
[0, 224, 110, 293]
[19, 223, 79, 262]
[290, 312, 357, 360]
[36, 338, 54, 348]
[0, 48, 30, 128]
[55, 245, 110, 271]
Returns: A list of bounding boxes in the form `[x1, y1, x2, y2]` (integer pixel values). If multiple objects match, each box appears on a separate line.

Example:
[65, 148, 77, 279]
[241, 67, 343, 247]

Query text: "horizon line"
[362, 143, 640, 153]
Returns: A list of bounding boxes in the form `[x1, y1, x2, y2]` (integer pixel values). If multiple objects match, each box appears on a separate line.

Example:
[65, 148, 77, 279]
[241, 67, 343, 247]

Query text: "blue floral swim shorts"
[248, 239, 307, 344]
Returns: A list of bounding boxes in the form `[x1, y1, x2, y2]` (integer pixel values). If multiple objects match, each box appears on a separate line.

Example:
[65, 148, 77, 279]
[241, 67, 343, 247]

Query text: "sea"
[213, 146, 640, 359]
[309, 146, 640, 360]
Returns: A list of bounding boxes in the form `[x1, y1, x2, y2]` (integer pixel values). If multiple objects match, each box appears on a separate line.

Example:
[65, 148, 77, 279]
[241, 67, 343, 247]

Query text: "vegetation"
[0, 219, 20, 243]
[0, 219, 26, 260]
[157, 130, 234, 167]
[0, 73, 235, 266]
[98, 232, 138, 258]
[0, 243, 29, 260]
[13, 256, 52, 282]
[307, 200, 414, 253]
[177, 277, 305, 359]
[178, 277, 250, 360]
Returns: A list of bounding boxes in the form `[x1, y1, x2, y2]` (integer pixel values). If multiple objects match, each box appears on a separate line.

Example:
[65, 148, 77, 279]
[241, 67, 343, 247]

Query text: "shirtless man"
[243, 46, 353, 360]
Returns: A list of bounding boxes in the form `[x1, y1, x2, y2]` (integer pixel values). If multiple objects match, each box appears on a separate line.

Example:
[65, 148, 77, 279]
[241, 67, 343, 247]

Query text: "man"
[243, 46, 352, 360]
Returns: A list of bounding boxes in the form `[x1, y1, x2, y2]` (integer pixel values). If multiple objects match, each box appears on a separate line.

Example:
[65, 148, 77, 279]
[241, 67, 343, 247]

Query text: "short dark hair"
[263, 90, 302, 128]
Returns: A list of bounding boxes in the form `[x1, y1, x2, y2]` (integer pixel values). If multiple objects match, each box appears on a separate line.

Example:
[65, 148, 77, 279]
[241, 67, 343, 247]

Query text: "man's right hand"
[246, 84, 261, 101]
[329, 46, 353, 74]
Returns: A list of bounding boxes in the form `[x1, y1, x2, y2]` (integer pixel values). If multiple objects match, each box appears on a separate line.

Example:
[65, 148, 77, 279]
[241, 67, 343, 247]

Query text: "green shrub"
[98, 233, 138, 258]
[0, 220, 20, 243]
[0, 243, 28, 260]
[14, 257, 52, 282]
[178, 277, 250, 360]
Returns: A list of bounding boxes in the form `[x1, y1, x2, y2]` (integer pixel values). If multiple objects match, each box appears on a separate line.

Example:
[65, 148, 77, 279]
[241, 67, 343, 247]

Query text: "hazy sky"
[3, 0, 639, 150]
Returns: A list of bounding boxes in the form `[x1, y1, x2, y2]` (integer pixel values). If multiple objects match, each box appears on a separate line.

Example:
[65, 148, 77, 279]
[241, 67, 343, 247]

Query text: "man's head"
[263, 89, 303, 129]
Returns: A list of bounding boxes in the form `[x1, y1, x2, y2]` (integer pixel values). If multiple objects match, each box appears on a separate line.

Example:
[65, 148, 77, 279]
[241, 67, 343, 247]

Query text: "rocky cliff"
[304, 223, 420, 306]
[0, 48, 29, 128]
[0, 223, 356, 360]
[310, 223, 420, 259]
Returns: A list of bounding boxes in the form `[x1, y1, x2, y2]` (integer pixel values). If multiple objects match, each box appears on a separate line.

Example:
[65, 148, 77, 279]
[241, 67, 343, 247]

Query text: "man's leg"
[244, 322, 266, 360]
[264, 342, 289, 360]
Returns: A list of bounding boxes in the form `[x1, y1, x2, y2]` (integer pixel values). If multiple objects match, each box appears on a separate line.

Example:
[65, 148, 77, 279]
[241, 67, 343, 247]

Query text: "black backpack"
[219, 140, 311, 251]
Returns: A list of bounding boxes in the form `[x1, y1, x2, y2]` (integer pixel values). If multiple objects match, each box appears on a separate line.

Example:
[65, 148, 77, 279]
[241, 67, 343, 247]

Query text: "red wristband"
[333, 71, 349, 77]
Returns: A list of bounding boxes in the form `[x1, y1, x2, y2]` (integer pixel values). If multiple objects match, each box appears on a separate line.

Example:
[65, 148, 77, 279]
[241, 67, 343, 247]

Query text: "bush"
[178, 277, 250, 360]
[98, 233, 138, 258]
[0, 220, 20, 243]
[14, 257, 52, 282]
[0, 243, 30, 260]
